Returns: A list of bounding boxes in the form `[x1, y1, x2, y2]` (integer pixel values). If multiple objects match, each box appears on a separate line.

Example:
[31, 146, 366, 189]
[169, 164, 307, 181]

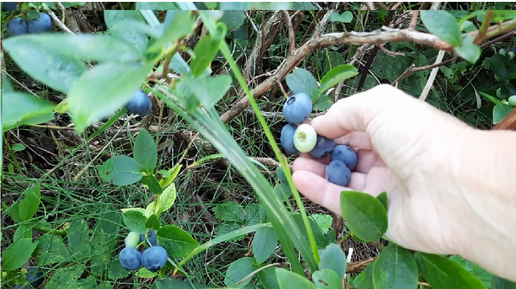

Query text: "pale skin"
[292, 84, 516, 281]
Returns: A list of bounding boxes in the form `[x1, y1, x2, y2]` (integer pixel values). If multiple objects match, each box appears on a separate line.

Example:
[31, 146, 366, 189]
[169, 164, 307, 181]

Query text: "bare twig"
[282, 10, 295, 55]
[430, 2, 441, 10]
[314, 10, 333, 37]
[409, 10, 419, 30]
[390, 2, 405, 10]
[365, 2, 375, 10]
[245, 11, 259, 34]
[474, 10, 493, 45]
[377, 42, 405, 56]
[47, 10, 74, 34]
[419, 50, 446, 101]
[374, 2, 389, 10]
[276, 80, 289, 99]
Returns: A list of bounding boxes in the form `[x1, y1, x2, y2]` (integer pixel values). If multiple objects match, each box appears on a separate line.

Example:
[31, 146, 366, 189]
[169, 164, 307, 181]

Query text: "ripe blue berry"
[310, 135, 335, 158]
[2, 2, 18, 13]
[26, 267, 43, 287]
[119, 247, 142, 271]
[141, 246, 168, 272]
[327, 160, 351, 186]
[280, 124, 299, 155]
[125, 89, 152, 116]
[27, 12, 53, 34]
[6, 17, 29, 36]
[294, 124, 317, 153]
[140, 229, 157, 247]
[283, 93, 312, 124]
[331, 145, 357, 171]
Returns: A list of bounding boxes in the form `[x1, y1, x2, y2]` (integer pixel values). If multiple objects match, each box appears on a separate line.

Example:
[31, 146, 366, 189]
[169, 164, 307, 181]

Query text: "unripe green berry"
[294, 124, 317, 153]
[509, 95, 516, 107]
[496, 88, 503, 98]
[499, 48, 506, 56]
[125, 232, 140, 248]
[509, 51, 515, 60]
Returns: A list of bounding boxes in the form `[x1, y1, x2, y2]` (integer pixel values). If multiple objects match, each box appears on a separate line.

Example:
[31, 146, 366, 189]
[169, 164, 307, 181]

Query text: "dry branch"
[282, 10, 295, 55]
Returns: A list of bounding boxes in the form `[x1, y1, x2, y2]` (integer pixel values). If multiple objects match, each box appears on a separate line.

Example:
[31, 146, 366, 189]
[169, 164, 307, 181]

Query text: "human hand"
[293, 84, 478, 256]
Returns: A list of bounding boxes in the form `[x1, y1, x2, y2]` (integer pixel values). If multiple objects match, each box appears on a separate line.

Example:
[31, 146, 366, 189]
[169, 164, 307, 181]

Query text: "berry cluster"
[280, 93, 358, 186]
[119, 230, 168, 273]
[4, 2, 53, 36]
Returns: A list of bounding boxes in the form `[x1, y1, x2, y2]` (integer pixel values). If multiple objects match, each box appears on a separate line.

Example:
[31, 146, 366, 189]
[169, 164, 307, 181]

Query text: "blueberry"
[26, 267, 43, 287]
[125, 231, 140, 248]
[125, 89, 152, 116]
[140, 229, 157, 247]
[327, 160, 351, 186]
[6, 17, 29, 36]
[119, 247, 142, 271]
[310, 135, 335, 158]
[2, 2, 18, 12]
[331, 145, 357, 171]
[27, 12, 53, 34]
[280, 124, 299, 155]
[294, 124, 317, 153]
[141, 246, 168, 272]
[283, 93, 312, 124]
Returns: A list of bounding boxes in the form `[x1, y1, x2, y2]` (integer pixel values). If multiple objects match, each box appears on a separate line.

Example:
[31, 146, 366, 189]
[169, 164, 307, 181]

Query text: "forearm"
[456, 129, 516, 281]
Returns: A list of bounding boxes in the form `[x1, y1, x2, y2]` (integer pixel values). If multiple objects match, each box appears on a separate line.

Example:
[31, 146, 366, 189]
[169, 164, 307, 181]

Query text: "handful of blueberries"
[3, 3, 53, 36]
[119, 230, 169, 272]
[280, 93, 357, 187]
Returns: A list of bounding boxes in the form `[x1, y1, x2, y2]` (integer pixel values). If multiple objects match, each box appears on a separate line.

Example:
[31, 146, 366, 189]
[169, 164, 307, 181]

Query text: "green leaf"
[217, 223, 246, 241]
[104, 10, 149, 53]
[157, 225, 199, 258]
[492, 275, 516, 289]
[2, 238, 38, 271]
[319, 243, 347, 279]
[91, 210, 121, 277]
[141, 175, 163, 195]
[275, 268, 317, 289]
[340, 191, 388, 243]
[191, 23, 227, 77]
[76, 276, 98, 289]
[372, 243, 418, 289]
[35, 234, 72, 265]
[157, 183, 177, 215]
[135, 2, 179, 9]
[486, 54, 508, 80]
[449, 255, 493, 288]
[415, 252, 486, 289]
[3, 36, 87, 93]
[169, 52, 192, 75]
[376, 192, 388, 210]
[13, 224, 33, 242]
[312, 269, 342, 289]
[353, 262, 375, 289]
[99, 155, 143, 186]
[68, 219, 91, 260]
[1, 92, 56, 132]
[244, 203, 261, 226]
[155, 277, 210, 289]
[147, 11, 196, 53]
[274, 183, 293, 202]
[133, 128, 158, 173]
[491, 11, 516, 22]
[292, 213, 328, 250]
[11, 143, 26, 152]
[319, 65, 359, 95]
[313, 94, 333, 111]
[2, 72, 14, 93]
[145, 214, 161, 230]
[310, 214, 333, 234]
[455, 35, 481, 64]
[252, 226, 278, 263]
[493, 103, 513, 124]
[46, 264, 85, 288]
[68, 62, 153, 133]
[108, 258, 130, 280]
[18, 184, 41, 221]
[329, 11, 353, 23]
[420, 10, 462, 47]
[258, 265, 281, 289]
[177, 74, 232, 111]
[224, 257, 258, 288]
[213, 201, 245, 223]
[27, 34, 143, 63]
[122, 209, 148, 234]
[286, 68, 319, 101]
[220, 10, 245, 30]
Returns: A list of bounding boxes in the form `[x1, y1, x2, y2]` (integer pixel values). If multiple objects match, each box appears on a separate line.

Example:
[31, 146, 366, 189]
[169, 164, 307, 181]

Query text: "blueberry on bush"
[26, 267, 44, 288]
[280, 124, 299, 154]
[6, 17, 29, 36]
[125, 231, 140, 248]
[294, 124, 317, 153]
[141, 246, 168, 272]
[283, 92, 312, 124]
[140, 229, 157, 246]
[331, 145, 357, 170]
[27, 12, 53, 34]
[327, 160, 351, 186]
[310, 135, 335, 158]
[125, 89, 152, 116]
[119, 247, 142, 271]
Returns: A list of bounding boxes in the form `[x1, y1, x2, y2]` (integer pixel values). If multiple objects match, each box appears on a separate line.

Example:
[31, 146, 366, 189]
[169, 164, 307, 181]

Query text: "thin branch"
[245, 11, 259, 34]
[377, 42, 405, 56]
[282, 10, 295, 55]
[374, 2, 389, 10]
[47, 10, 74, 34]
[474, 10, 493, 45]
[365, 2, 375, 10]
[409, 10, 419, 30]
[420, 49, 445, 101]
[390, 2, 405, 10]
[314, 10, 333, 37]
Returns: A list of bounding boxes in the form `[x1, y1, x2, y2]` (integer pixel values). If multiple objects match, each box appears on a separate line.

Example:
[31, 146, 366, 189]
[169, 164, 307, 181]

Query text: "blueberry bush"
[2, 2, 516, 289]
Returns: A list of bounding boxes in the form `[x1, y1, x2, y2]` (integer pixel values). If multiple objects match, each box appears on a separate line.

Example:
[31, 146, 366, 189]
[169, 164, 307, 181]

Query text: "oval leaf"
[141, 175, 163, 195]
[372, 243, 418, 289]
[493, 103, 513, 125]
[275, 268, 317, 289]
[319, 65, 358, 95]
[492, 275, 516, 289]
[99, 155, 143, 186]
[157, 225, 199, 258]
[224, 257, 257, 288]
[104, 10, 149, 53]
[449, 255, 493, 288]
[145, 214, 161, 230]
[134, 128, 158, 173]
[420, 11, 462, 47]
[286, 68, 319, 101]
[340, 191, 388, 243]
[147, 11, 196, 53]
[455, 35, 481, 64]
[1, 92, 56, 132]
[191, 23, 227, 77]
[312, 269, 342, 289]
[18, 184, 41, 221]
[3, 36, 87, 93]
[415, 252, 486, 289]
[319, 243, 347, 279]
[157, 183, 177, 215]
[2, 238, 38, 271]
[122, 209, 148, 234]
[353, 262, 375, 289]
[252, 226, 278, 264]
